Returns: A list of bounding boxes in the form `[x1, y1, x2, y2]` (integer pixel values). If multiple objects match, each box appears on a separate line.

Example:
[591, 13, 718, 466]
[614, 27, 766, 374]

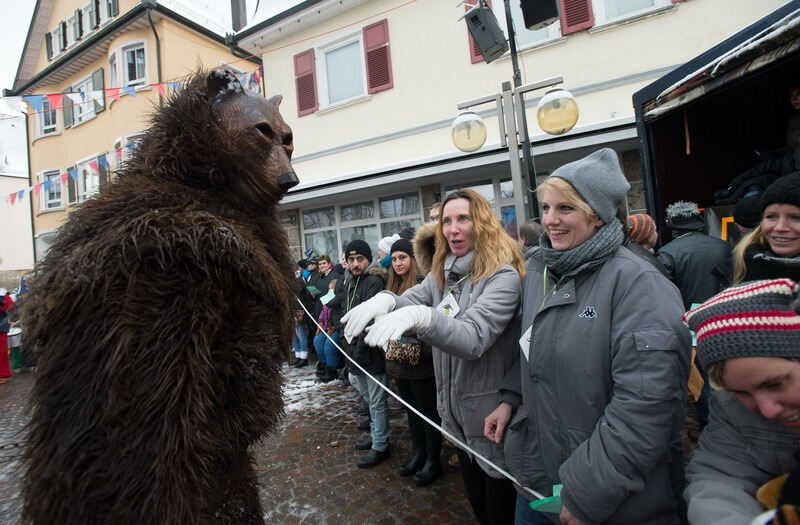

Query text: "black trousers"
[456, 449, 516, 525]
[395, 376, 441, 462]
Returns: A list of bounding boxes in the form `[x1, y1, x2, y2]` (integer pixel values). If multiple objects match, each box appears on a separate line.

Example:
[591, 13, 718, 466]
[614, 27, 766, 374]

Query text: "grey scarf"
[540, 219, 623, 275]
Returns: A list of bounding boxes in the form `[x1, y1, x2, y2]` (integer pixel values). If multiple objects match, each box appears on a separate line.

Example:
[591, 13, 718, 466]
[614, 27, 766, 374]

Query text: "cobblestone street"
[0, 360, 475, 524]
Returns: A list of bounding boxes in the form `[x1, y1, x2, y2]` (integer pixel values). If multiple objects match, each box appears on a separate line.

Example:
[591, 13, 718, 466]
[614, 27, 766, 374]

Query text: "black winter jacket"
[658, 231, 732, 310]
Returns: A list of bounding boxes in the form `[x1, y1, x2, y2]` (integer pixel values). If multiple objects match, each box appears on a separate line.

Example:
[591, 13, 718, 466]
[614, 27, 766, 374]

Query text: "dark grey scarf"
[540, 219, 623, 275]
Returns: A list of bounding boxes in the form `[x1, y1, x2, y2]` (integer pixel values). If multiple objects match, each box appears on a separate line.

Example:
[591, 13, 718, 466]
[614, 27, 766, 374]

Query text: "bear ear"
[268, 95, 283, 107]
[207, 69, 243, 103]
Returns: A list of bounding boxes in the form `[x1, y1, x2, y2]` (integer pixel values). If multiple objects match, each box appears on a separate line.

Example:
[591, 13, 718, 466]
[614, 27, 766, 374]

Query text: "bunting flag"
[106, 88, 122, 102]
[115, 147, 122, 159]
[60, 172, 69, 185]
[46, 93, 63, 108]
[65, 92, 84, 104]
[167, 81, 180, 92]
[33, 182, 43, 195]
[152, 83, 166, 97]
[9, 193, 16, 206]
[121, 86, 136, 97]
[88, 160, 99, 173]
[43, 180, 51, 191]
[87, 90, 104, 105]
[17, 189, 25, 201]
[23, 94, 44, 112]
[98, 155, 109, 170]
[69, 168, 77, 181]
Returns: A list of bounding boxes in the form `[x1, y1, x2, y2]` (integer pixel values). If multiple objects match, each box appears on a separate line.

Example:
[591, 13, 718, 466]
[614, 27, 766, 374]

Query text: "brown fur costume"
[20, 70, 298, 524]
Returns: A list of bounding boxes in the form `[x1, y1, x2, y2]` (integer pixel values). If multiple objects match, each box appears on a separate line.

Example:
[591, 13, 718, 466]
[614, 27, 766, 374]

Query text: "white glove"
[364, 305, 431, 350]
[341, 292, 396, 343]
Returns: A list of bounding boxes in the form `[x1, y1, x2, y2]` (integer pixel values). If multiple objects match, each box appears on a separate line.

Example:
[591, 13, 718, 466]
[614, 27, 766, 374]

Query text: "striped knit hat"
[626, 213, 656, 244]
[683, 279, 800, 368]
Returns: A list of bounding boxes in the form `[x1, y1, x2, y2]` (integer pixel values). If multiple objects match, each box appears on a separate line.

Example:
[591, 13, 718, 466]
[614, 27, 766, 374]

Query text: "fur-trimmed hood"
[412, 221, 438, 275]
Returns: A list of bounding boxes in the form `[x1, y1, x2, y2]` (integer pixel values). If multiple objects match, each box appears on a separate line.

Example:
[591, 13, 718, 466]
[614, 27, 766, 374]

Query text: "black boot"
[320, 366, 338, 383]
[413, 458, 442, 487]
[293, 358, 308, 368]
[315, 361, 326, 376]
[357, 416, 371, 431]
[399, 449, 426, 477]
[355, 437, 373, 451]
[357, 447, 390, 469]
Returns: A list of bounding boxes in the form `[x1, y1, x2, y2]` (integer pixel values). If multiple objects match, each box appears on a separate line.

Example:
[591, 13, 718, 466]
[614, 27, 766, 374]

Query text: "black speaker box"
[520, 0, 560, 30]
[466, 6, 509, 63]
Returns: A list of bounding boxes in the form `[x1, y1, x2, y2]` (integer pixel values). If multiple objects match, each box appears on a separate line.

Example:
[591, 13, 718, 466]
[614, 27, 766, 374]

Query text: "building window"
[51, 25, 63, 56]
[109, 53, 117, 88]
[41, 170, 62, 210]
[293, 19, 392, 116]
[303, 206, 338, 261]
[122, 43, 146, 87]
[378, 193, 422, 237]
[39, 99, 58, 136]
[318, 35, 365, 107]
[72, 75, 96, 124]
[592, 0, 669, 24]
[82, 2, 95, 33]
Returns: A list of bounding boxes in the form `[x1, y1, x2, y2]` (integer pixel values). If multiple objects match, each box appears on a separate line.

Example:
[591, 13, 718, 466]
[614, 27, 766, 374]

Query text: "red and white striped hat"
[683, 279, 800, 368]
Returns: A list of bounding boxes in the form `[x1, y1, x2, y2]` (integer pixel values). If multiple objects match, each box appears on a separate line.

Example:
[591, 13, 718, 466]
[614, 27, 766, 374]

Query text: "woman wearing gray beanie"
[484, 148, 691, 524]
[732, 173, 800, 283]
[682, 278, 800, 524]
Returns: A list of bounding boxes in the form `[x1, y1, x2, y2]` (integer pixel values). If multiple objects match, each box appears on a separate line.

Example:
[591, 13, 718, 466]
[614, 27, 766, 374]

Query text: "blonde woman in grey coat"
[484, 149, 690, 525]
[343, 189, 524, 525]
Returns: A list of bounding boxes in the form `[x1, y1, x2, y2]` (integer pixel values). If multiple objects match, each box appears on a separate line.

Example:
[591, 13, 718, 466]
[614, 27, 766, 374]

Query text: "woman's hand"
[559, 506, 586, 525]
[483, 402, 513, 444]
[341, 293, 396, 342]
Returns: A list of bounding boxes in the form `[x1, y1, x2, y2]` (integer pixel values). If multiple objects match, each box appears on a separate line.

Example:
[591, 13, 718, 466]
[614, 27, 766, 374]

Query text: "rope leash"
[295, 297, 544, 500]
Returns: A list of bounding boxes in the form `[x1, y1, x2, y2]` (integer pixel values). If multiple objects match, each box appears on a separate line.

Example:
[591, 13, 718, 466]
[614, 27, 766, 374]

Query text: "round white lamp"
[536, 88, 579, 135]
[451, 111, 488, 152]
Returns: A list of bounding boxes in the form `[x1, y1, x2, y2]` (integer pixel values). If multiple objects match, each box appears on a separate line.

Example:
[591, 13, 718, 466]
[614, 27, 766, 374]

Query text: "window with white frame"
[66, 13, 77, 48]
[82, 2, 95, 35]
[41, 170, 62, 210]
[497, 2, 561, 50]
[122, 43, 146, 87]
[445, 178, 518, 239]
[592, 0, 670, 25]
[51, 25, 63, 56]
[301, 192, 424, 260]
[317, 32, 366, 107]
[109, 53, 118, 88]
[76, 158, 100, 202]
[39, 98, 58, 136]
[72, 75, 95, 124]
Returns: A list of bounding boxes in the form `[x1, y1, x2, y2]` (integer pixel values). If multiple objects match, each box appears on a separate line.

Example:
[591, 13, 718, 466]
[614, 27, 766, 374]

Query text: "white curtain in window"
[604, 0, 655, 19]
[325, 41, 363, 103]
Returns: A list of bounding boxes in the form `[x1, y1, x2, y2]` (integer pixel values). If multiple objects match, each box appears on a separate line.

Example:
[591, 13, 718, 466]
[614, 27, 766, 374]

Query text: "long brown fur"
[20, 70, 297, 524]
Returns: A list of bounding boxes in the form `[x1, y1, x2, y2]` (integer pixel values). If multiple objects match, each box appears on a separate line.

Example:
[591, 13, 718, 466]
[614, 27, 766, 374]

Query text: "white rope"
[295, 297, 545, 500]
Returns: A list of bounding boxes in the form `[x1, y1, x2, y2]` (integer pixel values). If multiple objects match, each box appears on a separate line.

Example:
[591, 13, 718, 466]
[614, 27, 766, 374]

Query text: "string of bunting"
[3, 67, 263, 120]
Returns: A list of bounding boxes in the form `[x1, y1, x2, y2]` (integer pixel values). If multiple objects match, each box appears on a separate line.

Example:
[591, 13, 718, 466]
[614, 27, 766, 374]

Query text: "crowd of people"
[287, 149, 800, 524]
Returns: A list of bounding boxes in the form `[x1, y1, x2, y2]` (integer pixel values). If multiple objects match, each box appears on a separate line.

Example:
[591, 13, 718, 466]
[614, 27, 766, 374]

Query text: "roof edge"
[234, 0, 325, 40]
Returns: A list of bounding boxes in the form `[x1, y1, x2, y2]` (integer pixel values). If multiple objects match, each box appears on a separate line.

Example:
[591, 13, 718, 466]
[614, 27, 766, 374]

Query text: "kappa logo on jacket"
[578, 306, 597, 319]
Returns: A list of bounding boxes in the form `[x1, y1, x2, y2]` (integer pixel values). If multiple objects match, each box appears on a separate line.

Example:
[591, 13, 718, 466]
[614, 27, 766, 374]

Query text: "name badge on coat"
[435, 292, 461, 318]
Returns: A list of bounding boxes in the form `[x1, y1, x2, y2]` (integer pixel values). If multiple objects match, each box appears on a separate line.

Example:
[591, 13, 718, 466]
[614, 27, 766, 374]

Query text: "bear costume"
[20, 69, 298, 524]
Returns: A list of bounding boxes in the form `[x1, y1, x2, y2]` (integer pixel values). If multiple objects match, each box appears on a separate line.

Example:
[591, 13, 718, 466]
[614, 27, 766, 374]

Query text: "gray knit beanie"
[549, 148, 630, 224]
[683, 278, 800, 369]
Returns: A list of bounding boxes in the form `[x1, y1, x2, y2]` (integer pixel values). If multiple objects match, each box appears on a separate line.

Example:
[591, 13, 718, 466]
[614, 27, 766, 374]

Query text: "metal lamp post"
[452, 79, 578, 225]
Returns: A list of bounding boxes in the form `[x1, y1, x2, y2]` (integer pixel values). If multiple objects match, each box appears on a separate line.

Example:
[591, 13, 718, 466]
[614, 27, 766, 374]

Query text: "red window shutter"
[466, 0, 492, 64]
[363, 19, 393, 94]
[293, 49, 318, 116]
[559, 0, 594, 35]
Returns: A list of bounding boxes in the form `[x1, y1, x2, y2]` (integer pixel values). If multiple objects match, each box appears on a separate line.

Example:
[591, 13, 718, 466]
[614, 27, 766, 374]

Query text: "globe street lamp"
[452, 78, 578, 224]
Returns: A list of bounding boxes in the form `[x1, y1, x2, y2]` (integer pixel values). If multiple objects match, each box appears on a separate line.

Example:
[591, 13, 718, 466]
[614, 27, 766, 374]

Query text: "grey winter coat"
[685, 392, 799, 525]
[501, 245, 691, 524]
[390, 250, 521, 478]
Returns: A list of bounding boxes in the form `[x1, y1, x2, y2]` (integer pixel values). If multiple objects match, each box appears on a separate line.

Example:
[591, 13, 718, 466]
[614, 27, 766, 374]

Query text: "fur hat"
[345, 239, 372, 263]
[626, 214, 656, 244]
[378, 234, 401, 254]
[390, 238, 414, 258]
[683, 279, 800, 369]
[761, 173, 800, 213]
[549, 148, 630, 224]
[665, 201, 705, 231]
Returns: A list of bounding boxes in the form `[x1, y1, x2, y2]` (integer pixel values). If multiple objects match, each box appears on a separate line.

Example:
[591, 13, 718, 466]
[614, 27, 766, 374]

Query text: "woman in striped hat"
[683, 278, 800, 524]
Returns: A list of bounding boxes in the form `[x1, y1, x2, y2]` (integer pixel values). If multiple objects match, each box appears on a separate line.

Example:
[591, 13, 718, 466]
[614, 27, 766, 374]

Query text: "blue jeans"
[313, 330, 342, 368]
[351, 373, 390, 451]
[292, 324, 308, 359]
[515, 493, 555, 525]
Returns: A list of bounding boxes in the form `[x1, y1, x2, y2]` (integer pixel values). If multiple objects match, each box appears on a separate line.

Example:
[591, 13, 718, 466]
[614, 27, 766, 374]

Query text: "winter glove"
[341, 292, 396, 343]
[364, 305, 431, 350]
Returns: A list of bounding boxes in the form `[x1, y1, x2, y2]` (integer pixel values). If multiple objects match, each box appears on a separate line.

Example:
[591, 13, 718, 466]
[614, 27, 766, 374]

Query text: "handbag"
[385, 336, 422, 366]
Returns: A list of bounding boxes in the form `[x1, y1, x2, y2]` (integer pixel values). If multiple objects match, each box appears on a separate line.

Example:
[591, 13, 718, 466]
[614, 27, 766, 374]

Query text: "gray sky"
[1, 0, 36, 92]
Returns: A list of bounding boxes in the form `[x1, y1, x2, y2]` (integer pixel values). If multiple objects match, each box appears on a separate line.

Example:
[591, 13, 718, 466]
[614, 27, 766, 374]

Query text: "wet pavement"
[0, 361, 475, 524]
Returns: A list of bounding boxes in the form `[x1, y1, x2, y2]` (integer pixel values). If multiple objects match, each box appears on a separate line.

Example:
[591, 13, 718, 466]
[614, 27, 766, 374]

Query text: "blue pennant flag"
[121, 86, 137, 97]
[98, 155, 109, 170]
[69, 168, 78, 181]
[24, 95, 44, 113]
[17, 189, 25, 201]
[43, 180, 51, 191]
[167, 81, 180, 92]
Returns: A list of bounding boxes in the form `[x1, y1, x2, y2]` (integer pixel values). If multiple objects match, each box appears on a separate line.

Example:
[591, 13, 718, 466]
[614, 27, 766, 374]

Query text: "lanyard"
[446, 272, 471, 297]
[346, 276, 361, 311]
[538, 266, 564, 312]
